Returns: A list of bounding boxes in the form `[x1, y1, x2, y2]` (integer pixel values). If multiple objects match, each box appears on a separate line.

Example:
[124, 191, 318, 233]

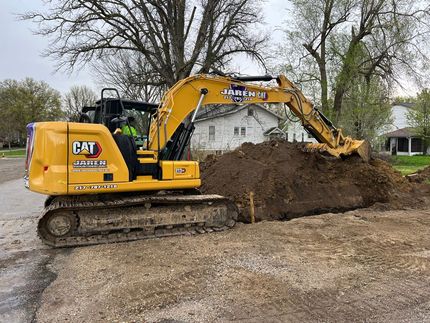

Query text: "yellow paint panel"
[172, 161, 199, 180]
[28, 122, 68, 195]
[161, 161, 174, 180]
[68, 123, 129, 184]
[68, 178, 201, 195]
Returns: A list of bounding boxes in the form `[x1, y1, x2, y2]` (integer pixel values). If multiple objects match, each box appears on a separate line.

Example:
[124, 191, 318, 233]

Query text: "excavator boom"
[148, 74, 370, 162]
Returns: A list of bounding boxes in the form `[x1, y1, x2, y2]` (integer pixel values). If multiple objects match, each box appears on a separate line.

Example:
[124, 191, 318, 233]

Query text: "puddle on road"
[0, 214, 70, 323]
[0, 248, 69, 323]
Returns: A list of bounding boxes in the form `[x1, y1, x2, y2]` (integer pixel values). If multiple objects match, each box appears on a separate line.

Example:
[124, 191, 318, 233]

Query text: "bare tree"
[91, 51, 164, 102]
[280, 0, 430, 117]
[63, 85, 97, 121]
[22, 0, 267, 88]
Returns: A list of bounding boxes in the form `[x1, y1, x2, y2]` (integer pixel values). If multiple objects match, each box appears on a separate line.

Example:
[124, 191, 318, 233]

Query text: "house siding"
[191, 106, 278, 151]
[382, 103, 430, 155]
[285, 120, 317, 143]
[388, 105, 410, 132]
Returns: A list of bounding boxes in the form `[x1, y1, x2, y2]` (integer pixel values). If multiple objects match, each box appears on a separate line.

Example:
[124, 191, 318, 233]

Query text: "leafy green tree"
[408, 89, 430, 155]
[63, 85, 97, 122]
[279, 0, 430, 119]
[340, 75, 392, 143]
[0, 78, 63, 147]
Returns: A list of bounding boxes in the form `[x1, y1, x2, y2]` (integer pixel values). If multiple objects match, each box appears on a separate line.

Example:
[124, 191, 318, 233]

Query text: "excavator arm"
[148, 74, 370, 161]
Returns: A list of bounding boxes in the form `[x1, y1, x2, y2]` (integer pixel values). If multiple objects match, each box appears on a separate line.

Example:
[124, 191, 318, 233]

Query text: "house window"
[286, 132, 289, 141]
[307, 132, 313, 139]
[301, 133, 304, 142]
[385, 138, 390, 151]
[209, 126, 215, 141]
[234, 127, 239, 136]
[411, 138, 422, 152]
[248, 108, 254, 116]
[241, 127, 246, 136]
[293, 133, 296, 141]
[397, 138, 408, 152]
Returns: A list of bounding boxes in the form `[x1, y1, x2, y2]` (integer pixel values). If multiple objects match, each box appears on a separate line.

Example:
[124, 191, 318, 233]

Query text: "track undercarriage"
[38, 193, 238, 247]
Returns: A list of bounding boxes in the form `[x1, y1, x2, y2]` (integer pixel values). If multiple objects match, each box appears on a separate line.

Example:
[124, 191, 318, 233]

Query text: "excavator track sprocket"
[38, 193, 238, 248]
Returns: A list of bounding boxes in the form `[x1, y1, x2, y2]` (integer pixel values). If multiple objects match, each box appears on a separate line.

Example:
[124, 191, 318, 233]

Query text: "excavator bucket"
[306, 138, 371, 162]
[354, 140, 371, 162]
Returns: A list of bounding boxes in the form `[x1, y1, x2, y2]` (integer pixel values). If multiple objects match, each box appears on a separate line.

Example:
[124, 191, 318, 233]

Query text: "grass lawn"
[0, 148, 26, 158]
[390, 155, 430, 176]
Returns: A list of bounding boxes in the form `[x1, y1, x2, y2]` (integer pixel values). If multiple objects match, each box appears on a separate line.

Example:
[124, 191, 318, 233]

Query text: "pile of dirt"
[407, 166, 430, 183]
[200, 140, 412, 222]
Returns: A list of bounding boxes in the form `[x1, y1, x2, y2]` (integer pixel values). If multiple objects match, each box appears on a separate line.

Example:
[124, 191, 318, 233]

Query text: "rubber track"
[38, 194, 237, 248]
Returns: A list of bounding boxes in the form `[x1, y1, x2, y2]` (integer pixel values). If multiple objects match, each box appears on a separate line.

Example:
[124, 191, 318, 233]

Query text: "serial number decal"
[221, 84, 268, 103]
[74, 184, 118, 191]
[73, 160, 107, 168]
[175, 168, 186, 174]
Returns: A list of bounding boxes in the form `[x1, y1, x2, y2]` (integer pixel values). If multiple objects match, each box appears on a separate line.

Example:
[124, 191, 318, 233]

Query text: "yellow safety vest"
[121, 125, 137, 137]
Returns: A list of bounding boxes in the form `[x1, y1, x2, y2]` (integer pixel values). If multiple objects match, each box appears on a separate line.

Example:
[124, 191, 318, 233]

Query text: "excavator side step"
[38, 194, 238, 248]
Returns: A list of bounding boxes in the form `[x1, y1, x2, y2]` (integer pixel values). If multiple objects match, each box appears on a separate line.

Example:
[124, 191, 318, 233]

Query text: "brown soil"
[200, 140, 414, 222]
[407, 166, 430, 183]
[36, 208, 430, 323]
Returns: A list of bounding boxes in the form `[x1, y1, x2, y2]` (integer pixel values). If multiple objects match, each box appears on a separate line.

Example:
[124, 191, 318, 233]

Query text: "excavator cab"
[79, 89, 158, 140]
[73, 90, 163, 182]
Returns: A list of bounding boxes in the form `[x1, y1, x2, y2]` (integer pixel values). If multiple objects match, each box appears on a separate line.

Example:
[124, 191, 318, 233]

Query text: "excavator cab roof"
[82, 99, 158, 114]
[81, 99, 159, 132]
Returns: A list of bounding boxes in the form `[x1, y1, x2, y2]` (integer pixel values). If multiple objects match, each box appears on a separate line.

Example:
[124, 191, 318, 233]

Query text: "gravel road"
[0, 158, 64, 323]
[1, 157, 430, 322]
[0, 158, 25, 184]
[37, 207, 430, 322]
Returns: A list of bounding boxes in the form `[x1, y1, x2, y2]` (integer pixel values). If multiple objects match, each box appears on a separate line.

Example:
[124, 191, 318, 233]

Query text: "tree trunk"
[333, 86, 345, 120]
[319, 64, 329, 113]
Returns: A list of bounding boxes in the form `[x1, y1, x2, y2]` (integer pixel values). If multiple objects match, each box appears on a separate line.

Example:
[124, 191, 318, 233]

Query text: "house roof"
[263, 127, 286, 136]
[194, 103, 281, 122]
[383, 127, 416, 138]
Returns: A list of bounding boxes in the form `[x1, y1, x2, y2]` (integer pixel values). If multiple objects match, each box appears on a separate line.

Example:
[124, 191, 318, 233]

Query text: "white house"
[190, 103, 318, 154]
[191, 104, 285, 153]
[384, 103, 413, 133]
[283, 118, 317, 143]
[382, 102, 430, 155]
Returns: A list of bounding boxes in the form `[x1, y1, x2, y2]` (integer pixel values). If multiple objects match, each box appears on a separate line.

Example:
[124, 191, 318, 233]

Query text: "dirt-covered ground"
[0, 158, 61, 323]
[408, 165, 430, 183]
[37, 208, 430, 322]
[1, 149, 430, 322]
[201, 141, 419, 222]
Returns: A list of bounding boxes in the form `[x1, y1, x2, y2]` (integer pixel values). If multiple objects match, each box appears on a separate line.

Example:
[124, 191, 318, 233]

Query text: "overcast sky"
[0, 0, 417, 96]
[0, 0, 288, 94]
[0, 0, 94, 92]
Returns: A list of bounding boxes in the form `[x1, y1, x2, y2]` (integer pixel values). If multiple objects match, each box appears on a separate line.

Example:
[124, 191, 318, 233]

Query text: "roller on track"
[38, 193, 238, 248]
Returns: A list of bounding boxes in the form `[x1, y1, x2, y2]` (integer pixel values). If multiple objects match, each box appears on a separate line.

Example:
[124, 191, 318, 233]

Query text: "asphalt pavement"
[0, 159, 61, 323]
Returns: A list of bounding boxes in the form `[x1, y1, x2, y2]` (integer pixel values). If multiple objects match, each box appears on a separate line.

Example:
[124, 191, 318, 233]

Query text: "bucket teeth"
[305, 139, 370, 162]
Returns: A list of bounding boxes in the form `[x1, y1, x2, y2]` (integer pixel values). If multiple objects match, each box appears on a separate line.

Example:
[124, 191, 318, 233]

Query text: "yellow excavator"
[25, 74, 370, 247]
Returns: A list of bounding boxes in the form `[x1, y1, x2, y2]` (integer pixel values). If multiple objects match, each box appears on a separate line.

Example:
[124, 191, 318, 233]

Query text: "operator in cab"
[121, 116, 138, 137]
